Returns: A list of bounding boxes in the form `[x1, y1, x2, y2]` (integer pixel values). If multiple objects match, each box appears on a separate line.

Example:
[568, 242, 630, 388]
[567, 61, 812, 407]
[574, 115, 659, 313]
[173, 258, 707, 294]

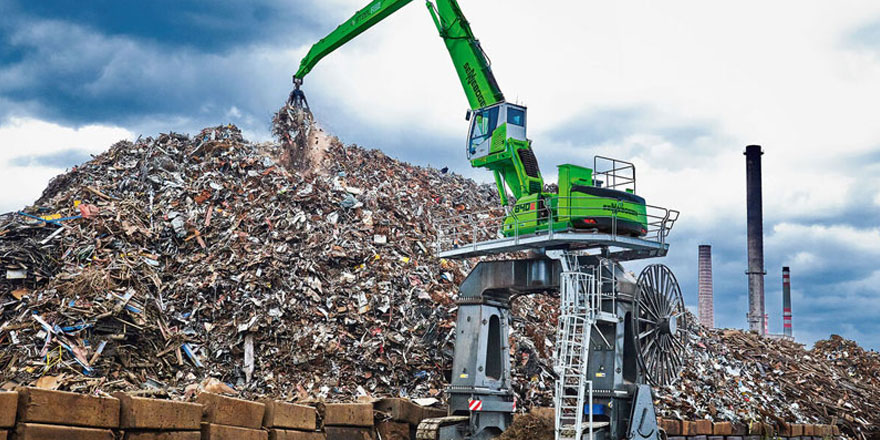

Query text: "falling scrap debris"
[0, 120, 878, 439]
[273, 101, 327, 174]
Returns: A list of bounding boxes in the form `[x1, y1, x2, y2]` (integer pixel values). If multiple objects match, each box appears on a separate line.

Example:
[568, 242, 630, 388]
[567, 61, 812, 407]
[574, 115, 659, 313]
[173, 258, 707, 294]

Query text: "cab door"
[467, 105, 500, 160]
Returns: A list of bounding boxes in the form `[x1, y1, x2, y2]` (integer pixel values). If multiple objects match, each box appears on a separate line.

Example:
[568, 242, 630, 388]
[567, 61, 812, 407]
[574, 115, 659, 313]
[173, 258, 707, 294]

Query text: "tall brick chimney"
[698, 245, 714, 328]
[783, 266, 792, 338]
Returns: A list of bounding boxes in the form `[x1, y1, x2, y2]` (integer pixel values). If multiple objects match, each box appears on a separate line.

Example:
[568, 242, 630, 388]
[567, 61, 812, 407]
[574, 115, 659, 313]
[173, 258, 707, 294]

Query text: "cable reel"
[632, 264, 690, 386]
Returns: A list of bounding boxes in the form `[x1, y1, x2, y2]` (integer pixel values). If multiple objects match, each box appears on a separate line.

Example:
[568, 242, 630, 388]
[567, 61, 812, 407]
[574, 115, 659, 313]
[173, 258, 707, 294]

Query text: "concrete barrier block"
[115, 393, 203, 430]
[196, 392, 265, 429]
[13, 423, 114, 440]
[200, 423, 268, 440]
[262, 401, 316, 430]
[16, 388, 119, 428]
[0, 392, 16, 428]
[324, 403, 373, 427]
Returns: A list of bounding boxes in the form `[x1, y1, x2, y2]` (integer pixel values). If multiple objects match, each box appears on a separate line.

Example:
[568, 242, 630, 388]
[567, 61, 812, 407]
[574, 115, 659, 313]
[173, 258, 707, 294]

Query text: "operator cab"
[466, 102, 527, 160]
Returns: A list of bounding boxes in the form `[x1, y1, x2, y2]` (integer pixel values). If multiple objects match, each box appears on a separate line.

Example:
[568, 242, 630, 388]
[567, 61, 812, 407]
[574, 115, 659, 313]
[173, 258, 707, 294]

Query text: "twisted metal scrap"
[272, 102, 314, 172]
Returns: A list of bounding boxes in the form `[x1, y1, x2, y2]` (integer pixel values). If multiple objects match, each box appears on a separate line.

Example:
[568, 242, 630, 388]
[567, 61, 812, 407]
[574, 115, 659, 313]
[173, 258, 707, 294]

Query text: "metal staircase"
[553, 253, 598, 440]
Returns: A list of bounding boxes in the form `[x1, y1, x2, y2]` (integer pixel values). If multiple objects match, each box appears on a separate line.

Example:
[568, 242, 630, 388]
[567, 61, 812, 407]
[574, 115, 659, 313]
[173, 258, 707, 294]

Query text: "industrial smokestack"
[745, 145, 766, 335]
[783, 266, 792, 338]
[698, 245, 714, 328]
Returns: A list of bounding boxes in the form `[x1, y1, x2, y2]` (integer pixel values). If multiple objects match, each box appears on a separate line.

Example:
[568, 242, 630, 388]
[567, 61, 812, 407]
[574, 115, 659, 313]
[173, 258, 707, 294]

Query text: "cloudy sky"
[2, 1, 879, 349]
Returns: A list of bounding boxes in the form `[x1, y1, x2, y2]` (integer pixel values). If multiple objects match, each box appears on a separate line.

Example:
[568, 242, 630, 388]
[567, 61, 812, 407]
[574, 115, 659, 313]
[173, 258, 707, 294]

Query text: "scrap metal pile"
[1, 117, 877, 438]
[656, 328, 880, 439]
[0, 121, 506, 402]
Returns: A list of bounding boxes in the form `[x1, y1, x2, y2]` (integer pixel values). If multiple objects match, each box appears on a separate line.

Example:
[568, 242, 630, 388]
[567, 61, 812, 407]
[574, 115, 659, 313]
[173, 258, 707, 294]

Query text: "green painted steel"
[292, 0, 650, 239]
[557, 164, 593, 222]
[471, 133, 543, 202]
[553, 164, 648, 237]
[294, 0, 413, 80]
[425, 0, 505, 109]
[292, 0, 519, 206]
[294, 0, 504, 111]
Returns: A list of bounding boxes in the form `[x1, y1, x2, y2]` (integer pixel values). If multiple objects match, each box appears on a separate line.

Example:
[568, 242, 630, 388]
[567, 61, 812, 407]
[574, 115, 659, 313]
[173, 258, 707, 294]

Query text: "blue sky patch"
[10, 149, 93, 169]
[850, 20, 880, 49]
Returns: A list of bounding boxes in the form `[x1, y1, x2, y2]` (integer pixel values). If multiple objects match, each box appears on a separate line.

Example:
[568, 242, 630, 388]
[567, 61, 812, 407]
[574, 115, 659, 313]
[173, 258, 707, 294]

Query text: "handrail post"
[514, 209, 519, 245]
[611, 200, 617, 239]
[661, 209, 670, 245]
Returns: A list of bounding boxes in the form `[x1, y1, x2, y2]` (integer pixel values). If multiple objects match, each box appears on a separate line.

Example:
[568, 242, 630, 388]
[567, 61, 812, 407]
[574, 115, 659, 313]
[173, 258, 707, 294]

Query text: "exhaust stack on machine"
[783, 266, 792, 337]
[744, 145, 766, 335]
[698, 245, 714, 328]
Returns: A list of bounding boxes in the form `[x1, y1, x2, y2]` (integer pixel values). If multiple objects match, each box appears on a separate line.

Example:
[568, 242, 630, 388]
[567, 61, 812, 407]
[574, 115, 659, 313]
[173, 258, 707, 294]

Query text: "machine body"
[285, 2, 688, 439]
[290, 0, 650, 238]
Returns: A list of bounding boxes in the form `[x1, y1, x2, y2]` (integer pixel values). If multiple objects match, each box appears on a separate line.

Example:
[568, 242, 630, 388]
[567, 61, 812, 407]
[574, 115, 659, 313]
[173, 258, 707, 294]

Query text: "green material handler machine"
[288, 3, 684, 440]
[290, 0, 650, 239]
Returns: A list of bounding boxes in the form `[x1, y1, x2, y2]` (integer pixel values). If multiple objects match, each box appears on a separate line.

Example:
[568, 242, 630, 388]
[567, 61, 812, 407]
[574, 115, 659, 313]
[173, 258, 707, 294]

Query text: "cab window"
[470, 107, 499, 152]
[507, 107, 525, 126]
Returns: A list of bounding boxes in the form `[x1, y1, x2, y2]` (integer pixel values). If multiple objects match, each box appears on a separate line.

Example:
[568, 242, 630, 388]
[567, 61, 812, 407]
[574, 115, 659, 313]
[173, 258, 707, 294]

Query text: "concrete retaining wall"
[658, 418, 841, 440]
[0, 389, 845, 440]
[0, 388, 446, 440]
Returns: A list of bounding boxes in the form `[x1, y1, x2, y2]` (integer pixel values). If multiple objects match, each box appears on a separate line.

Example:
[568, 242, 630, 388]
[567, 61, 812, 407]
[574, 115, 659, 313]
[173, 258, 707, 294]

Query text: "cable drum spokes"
[632, 264, 689, 386]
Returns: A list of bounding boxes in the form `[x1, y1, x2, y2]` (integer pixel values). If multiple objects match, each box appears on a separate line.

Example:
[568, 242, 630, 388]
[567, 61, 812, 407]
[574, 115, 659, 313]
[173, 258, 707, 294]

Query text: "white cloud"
[790, 251, 819, 269]
[770, 222, 880, 257]
[0, 117, 132, 212]
[313, 1, 880, 146]
[226, 106, 242, 119]
[302, 1, 880, 231]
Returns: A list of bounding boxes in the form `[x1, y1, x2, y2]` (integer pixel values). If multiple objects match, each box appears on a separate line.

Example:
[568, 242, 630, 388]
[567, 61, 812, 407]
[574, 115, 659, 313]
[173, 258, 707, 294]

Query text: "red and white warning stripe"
[512, 397, 517, 411]
[468, 400, 483, 411]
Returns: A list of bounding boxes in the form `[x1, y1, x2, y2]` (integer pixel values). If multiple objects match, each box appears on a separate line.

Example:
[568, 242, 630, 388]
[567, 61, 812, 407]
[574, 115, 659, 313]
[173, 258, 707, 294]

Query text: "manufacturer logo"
[353, 1, 382, 26]
[463, 63, 487, 107]
[602, 201, 639, 217]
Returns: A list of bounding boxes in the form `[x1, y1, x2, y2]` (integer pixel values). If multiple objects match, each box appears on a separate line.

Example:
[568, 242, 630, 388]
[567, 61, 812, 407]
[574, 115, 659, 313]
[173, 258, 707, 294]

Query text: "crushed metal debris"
[0, 122, 499, 404]
[657, 328, 879, 439]
[0, 118, 877, 440]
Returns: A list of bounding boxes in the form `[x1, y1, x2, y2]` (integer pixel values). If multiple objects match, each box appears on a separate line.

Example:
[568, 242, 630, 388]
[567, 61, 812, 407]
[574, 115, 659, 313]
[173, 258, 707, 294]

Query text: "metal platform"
[437, 231, 669, 260]
[435, 201, 678, 260]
